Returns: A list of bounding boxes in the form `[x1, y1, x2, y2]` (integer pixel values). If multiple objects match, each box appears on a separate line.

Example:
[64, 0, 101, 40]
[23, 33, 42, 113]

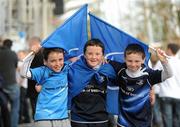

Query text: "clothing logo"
[126, 86, 134, 92]
[68, 48, 79, 53]
[136, 79, 144, 86]
[121, 76, 127, 80]
[139, 68, 149, 76]
[99, 76, 105, 82]
[105, 52, 124, 59]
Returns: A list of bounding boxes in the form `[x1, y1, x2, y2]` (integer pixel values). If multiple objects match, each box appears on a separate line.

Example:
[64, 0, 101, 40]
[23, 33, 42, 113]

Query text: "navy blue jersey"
[110, 61, 162, 127]
[71, 74, 109, 123]
[68, 56, 116, 123]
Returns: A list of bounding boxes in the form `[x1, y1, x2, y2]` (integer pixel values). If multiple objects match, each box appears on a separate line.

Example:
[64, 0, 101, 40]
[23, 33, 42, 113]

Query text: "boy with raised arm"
[20, 46, 71, 127]
[109, 44, 172, 127]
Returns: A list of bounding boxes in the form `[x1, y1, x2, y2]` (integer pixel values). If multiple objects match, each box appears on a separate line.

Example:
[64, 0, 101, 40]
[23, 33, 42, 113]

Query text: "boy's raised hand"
[22, 44, 41, 62]
[156, 48, 168, 63]
[31, 44, 42, 54]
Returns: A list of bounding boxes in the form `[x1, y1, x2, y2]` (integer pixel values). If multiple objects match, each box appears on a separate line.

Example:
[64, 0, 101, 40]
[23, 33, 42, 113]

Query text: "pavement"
[19, 123, 34, 127]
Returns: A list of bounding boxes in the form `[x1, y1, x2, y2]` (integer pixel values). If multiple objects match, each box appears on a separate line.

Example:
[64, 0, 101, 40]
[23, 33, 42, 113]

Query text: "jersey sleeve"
[20, 52, 35, 78]
[109, 60, 123, 73]
[161, 61, 173, 81]
[148, 68, 162, 85]
[30, 67, 45, 84]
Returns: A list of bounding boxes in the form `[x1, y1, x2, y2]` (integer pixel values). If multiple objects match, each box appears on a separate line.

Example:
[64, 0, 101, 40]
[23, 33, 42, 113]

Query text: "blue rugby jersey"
[70, 75, 109, 123]
[110, 61, 162, 127]
[30, 65, 69, 121]
[68, 56, 116, 123]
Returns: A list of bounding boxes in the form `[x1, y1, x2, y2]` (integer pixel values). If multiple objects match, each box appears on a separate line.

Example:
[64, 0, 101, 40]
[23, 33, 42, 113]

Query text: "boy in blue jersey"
[20, 47, 71, 127]
[68, 39, 116, 127]
[109, 44, 172, 127]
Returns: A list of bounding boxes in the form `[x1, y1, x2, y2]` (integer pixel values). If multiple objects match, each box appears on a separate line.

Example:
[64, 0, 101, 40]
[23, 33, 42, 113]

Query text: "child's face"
[44, 52, 64, 72]
[84, 45, 104, 68]
[125, 53, 145, 72]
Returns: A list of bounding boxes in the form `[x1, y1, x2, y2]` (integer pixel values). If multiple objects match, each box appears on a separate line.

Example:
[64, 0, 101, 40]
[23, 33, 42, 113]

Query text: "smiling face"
[44, 51, 64, 72]
[125, 53, 145, 72]
[84, 45, 104, 68]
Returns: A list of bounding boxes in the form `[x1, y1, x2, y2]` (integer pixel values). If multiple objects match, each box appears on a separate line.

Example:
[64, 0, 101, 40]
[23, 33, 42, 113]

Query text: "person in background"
[0, 39, 19, 127]
[26, 36, 44, 119]
[16, 50, 31, 123]
[158, 43, 180, 127]
[0, 72, 10, 127]
[149, 43, 163, 127]
[109, 43, 172, 127]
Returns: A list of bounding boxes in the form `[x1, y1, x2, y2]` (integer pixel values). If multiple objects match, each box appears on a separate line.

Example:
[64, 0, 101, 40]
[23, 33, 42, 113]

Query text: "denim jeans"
[160, 97, 180, 127]
[153, 95, 163, 127]
[0, 90, 11, 127]
[4, 84, 20, 127]
[19, 87, 30, 123]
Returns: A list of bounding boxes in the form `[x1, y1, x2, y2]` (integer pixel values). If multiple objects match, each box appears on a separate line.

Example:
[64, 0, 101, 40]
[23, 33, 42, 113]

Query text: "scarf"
[68, 56, 116, 108]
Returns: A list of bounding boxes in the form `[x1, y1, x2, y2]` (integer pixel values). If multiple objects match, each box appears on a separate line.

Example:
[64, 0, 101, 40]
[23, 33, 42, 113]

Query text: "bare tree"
[135, 0, 180, 44]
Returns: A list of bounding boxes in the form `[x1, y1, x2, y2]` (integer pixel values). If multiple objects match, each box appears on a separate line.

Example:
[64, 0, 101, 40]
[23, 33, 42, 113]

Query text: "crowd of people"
[0, 36, 179, 127]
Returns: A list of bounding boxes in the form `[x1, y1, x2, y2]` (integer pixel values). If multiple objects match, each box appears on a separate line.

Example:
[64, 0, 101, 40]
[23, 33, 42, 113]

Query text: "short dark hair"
[42, 48, 65, 61]
[125, 44, 145, 59]
[83, 38, 105, 54]
[3, 39, 13, 48]
[167, 43, 179, 55]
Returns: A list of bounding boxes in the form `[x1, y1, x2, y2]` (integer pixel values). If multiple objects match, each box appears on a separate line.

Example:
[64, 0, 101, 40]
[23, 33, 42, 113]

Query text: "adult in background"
[0, 71, 10, 127]
[0, 39, 19, 127]
[149, 43, 163, 127]
[158, 43, 180, 127]
[16, 50, 30, 123]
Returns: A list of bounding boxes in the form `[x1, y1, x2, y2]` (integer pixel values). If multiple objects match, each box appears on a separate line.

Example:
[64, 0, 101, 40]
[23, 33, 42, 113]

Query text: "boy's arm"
[156, 49, 173, 81]
[20, 45, 42, 78]
[20, 52, 35, 78]
[149, 87, 155, 106]
[108, 60, 123, 73]
[35, 85, 42, 92]
[161, 61, 172, 81]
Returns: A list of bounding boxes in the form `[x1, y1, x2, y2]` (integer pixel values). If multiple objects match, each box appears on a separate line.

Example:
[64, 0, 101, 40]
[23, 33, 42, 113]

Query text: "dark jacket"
[0, 47, 18, 88]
